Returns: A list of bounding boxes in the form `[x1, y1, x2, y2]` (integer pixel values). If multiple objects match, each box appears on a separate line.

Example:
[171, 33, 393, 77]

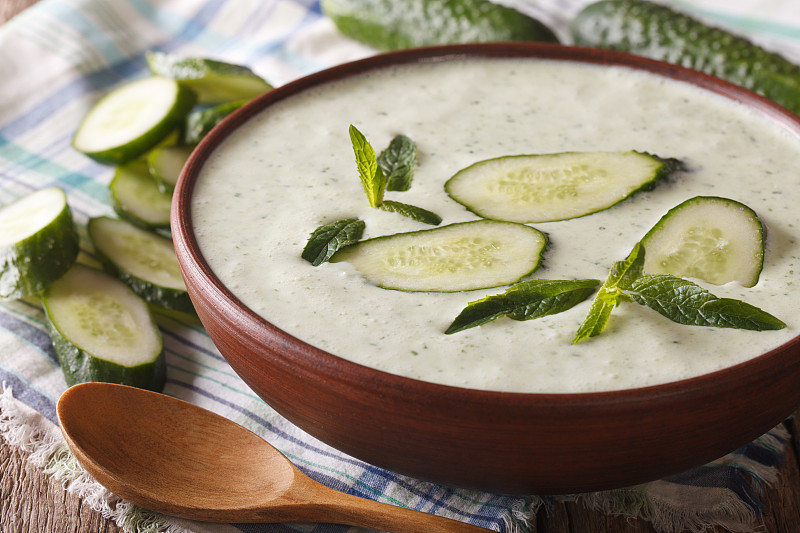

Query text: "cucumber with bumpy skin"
[88, 216, 193, 313]
[571, 0, 800, 116]
[110, 161, 173, 229]
[42, 264, 165, 391]
[72, 76, 196, 165]
[640, 196, 765, 287]
[321, 0, 559, 51]
[445, 151, 680, 223]
[0, 188, 79, 299]
[335, 219, 547, 292]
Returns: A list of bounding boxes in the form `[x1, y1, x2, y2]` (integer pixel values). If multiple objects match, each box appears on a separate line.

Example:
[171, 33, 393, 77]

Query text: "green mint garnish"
[302, 217, 365, 266]
[573, 243, 643, 343]
[378, 134, 417, 191]
[573, 242, 785, 343]
[349, 124, 385, 207]
[447, 279, 600, 334]
[349, 125, 442, 225]
[627, 274, 787, 330]
[379, 200, 442, 226]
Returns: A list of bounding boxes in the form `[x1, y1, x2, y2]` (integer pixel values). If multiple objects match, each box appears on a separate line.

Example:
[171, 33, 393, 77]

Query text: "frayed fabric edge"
[0, 384, 193, 533]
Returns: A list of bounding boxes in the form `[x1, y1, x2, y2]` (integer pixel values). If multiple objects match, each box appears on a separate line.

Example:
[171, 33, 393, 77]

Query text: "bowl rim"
[172, 42, 800, 408]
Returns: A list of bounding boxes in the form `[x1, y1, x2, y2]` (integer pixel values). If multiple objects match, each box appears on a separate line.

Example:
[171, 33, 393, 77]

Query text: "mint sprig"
[349, 125, 385, 207]
[378, 134, 417, 191]
[302, 217, 365, 266]
[447, 279, 600, 334]
[379, 200, 441, 226]
[627, 274, 787, 330]
[349, 125, 441, 224]
[573, 243, 785, 343]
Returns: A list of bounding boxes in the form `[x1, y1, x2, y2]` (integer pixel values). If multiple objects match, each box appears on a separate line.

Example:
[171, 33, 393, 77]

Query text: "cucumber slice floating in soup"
[88, 216, 192, 313]
[146, 51, 273, 105]
[640, 196, 765, 287]
[0, 187, 79, 299]
[445, 151, 680, 223]
[335, 220, 547, 292]
[147, 145, 193, 194]
[72, 76, 196, 165]
[110, 161, 173, 229]
[42, 264, 165, 391]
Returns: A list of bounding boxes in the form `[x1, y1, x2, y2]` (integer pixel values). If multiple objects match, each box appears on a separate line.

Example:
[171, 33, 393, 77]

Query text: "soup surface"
[192, 58, 800, 393]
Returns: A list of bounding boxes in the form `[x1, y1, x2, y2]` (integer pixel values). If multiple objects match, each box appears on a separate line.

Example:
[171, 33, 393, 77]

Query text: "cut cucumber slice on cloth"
[72, 76, 197, 165]
[110, 161, 173, 229]
[640, 196, 765, 287]
[88, 216, 192, 313]
[183, 99, 248, 145]
[0, 187, 79, 299]
[334, 220, 547, 292]
[42, 264, 165, 391]
[146, 51, 272, 105]
[321, 0, 559, 51]
[445, 151, 680, 223]
[147, 145, 193, 193]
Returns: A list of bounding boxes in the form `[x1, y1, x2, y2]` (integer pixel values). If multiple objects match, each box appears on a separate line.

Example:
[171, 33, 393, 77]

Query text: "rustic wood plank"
[0, 427, 123, 533]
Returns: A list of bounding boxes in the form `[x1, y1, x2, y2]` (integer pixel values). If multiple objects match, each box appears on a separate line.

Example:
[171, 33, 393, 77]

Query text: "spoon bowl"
[57, 382, 489, 532]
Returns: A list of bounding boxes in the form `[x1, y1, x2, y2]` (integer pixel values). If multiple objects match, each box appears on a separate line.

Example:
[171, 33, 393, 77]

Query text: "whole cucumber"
[321, 0, 559, 51]
[571, 0, 800, 116]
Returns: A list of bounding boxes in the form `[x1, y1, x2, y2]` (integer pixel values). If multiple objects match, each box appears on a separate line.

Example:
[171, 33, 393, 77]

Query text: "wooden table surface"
[1, 1, 800, 532]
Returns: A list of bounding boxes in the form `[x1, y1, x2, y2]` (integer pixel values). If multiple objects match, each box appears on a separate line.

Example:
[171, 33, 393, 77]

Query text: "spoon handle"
[291, 476, 492, 533]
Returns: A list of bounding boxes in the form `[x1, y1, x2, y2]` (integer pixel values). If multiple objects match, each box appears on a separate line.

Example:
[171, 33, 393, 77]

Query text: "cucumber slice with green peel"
[640, 196, 764, 287]
[42, 264, 165, 391]
[334, 220, 547, 292]
[570, 0, 800, 116]
[110, 161, 172, 229]
[88, 216, 193, 313]
[183, 100, 248, 145]
[147, 145, 193, 193]
[0, 188, 79, 299]
[72, 76, 197, 165]
[445, 151, 680, 223]
[146, 51, 273, 105]
[321, 0, 559, 51]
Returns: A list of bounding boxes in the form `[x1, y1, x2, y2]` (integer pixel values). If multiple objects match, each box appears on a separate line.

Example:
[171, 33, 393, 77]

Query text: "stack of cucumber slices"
[0, 53, 272, 392]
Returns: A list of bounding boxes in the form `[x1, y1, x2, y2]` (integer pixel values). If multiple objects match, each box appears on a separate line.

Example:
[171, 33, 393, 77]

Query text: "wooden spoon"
[57, 382, 492, 532]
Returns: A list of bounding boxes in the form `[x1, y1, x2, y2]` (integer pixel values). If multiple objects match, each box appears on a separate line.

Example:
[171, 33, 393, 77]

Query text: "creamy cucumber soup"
[192, 58, 800, 393]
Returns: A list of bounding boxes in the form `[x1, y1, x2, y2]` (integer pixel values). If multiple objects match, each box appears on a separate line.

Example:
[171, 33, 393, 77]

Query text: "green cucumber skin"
[93, 251, 195, 314]
[0, 203, 79, 299]
[46, 317, 166, 391]
[74, 83, 197, 166]
[109, 163, 172, 230]
[571, 0, 800, 116]
[322, 0, 559, 51]
[88, 217, 194, 313]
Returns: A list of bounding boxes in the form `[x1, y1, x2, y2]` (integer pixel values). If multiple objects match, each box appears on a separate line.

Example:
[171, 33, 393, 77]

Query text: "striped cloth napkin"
[0, 1, 797, 532]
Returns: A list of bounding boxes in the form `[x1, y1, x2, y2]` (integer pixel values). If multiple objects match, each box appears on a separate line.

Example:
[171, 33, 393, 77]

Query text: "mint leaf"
[302, 217, 365, 266]
[378, 134, 417, 191]
[628, 274, 786, 330]
[379, 200, 442, 226]
[446, 279, 600, 334]
[349, 125, 385, 207]
[573, 243, 642, 343]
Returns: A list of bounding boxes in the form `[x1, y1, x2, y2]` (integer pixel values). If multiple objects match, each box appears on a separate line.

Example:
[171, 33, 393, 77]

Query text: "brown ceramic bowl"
[172, 43, 800, 495]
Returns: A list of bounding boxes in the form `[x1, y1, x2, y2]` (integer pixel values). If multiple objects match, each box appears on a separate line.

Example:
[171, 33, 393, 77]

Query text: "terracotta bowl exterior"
[171, 43, 800, 495]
